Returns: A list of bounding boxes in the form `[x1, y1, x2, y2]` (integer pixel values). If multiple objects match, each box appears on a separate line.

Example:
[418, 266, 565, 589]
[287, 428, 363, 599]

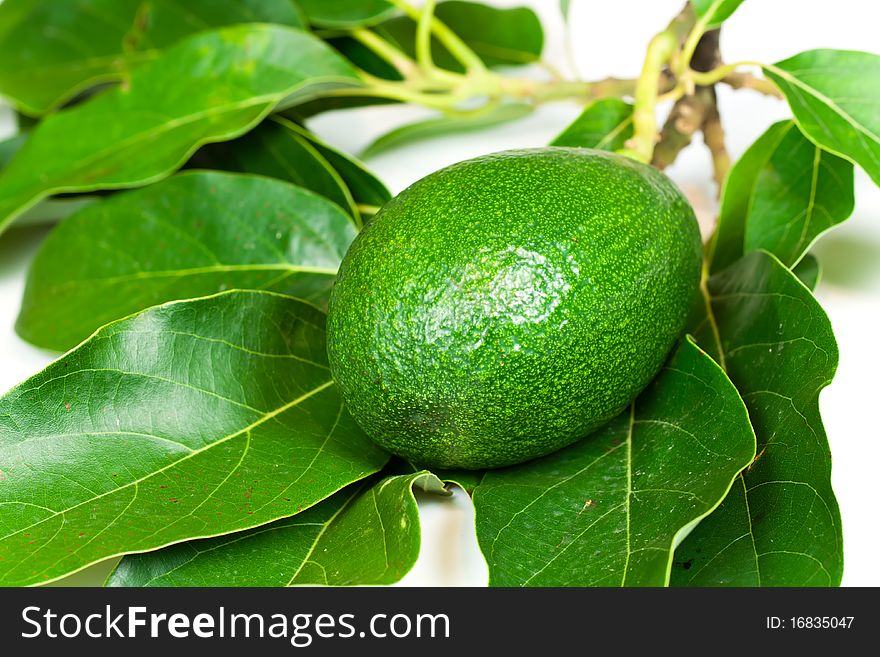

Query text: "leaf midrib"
[765, 62, 880, 151]
[43, 262, 339, 291]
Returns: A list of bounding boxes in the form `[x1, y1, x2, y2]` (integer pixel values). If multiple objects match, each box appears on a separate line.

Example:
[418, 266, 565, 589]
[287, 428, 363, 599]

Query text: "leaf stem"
[678, 8, 714, 76]
[720, 71, 782, 98]
[350, 28, 419, 78]
[387, 0, 487, 73]
[416, 0, 437, 75]
[621, 31, 680, 163]
[688, 60, 763, 86]
[357, 203, 382, 216]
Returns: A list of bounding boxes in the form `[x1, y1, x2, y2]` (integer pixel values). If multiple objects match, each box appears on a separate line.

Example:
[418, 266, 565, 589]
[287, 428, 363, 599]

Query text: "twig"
[702, 99, 730, 189]
[652, 86, 712, 169]
[652, 28, 727, 178]
[621, 3, 696, 163]
[416, 0, 437, 75]
[721, 71, 782, 98]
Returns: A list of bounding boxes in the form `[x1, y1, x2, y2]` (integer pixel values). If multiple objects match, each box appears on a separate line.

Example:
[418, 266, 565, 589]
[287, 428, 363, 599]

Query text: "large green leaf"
[107, 471, 446, 587]
[672, 251, 842, 586]
[551, 98, 634, 151]
[199, 121, 361, 221]
[0, 291, 389, 586]
[0, 0, 306, 116]
[0, 24, 360, 237]
[690, 0, 747, 28]
[473, 337, 755, 587]
[712, 121, 853, 270]
[16, 172, 357, 352]
[362, 103, 533, 158]
[298, 0, 396, 29]
[764, 49, 880, 187]
[331, 1, 543, 78]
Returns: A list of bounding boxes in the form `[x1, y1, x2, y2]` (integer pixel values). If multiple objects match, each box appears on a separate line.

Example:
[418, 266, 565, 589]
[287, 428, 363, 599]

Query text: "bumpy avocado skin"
[327, 147, 701, 469]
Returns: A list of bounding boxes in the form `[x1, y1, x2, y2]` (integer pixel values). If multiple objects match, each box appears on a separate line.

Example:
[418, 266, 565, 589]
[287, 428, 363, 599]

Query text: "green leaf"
[107, 471, 445, 587]
[764, 49, 880, 187]
[712, 121, 854, 270]
[299, 0, 396, 28]
[200, 118, 390, 220]
[199, 120, 362, 221]
[333, 1, 543, 78]
[712, 121, 790, 273]
[0, 24, 360, 237]
[793, 253, 821, 291]
[0, 290, 389, 586]
[291, 122, 391, 209]
[672, 251, 842, 586]
[690, 0, 747, 28]
[744, 127, 852, 266]
[550, 98, 634, 151]
[362, 103, 533, 158]
[0, 0, 306, 116]
[473, 337, 755, 587]
[16, 171, 357, 352]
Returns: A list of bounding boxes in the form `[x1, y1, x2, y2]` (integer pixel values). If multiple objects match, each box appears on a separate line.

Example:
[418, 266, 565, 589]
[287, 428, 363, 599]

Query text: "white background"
[0, 0, 878, 586]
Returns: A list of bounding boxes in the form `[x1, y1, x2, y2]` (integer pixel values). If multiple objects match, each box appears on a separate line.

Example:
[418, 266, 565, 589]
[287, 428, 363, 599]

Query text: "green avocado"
[326, 147, 701, 469]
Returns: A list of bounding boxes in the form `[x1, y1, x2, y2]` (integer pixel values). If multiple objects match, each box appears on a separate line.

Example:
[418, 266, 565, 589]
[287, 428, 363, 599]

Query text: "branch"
[652, 29, 725, 175]
[702, 97, 729, 188]
[652, 86, 712, 169]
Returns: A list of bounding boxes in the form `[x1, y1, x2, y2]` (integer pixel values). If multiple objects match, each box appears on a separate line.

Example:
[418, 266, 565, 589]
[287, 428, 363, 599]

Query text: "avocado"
[326, 147, 701, 469]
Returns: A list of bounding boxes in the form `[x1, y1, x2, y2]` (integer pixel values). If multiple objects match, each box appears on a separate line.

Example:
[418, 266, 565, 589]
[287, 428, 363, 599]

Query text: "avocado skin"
[327, 147, 701, 469]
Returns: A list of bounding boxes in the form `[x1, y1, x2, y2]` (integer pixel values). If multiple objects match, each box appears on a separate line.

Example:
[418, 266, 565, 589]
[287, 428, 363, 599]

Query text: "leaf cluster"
[0, 0, 876, 587]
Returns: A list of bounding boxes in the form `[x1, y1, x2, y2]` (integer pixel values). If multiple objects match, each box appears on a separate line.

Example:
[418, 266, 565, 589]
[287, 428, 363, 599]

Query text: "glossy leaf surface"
[0, 24, 360, 236]
[0, 291, 388, 586]
[107, 471, 445, 586]
[551, 99, 634, 151]
[765, 49, 880, 187]
[673, 251, 842, 586]
[362, 103, 533, 158]
[16, 172, 357, 351]
[0, 0, 306, 115]
[691, 0, 747, 28]
[474, 338, 755, 586]
[712, 121, 853, 270]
